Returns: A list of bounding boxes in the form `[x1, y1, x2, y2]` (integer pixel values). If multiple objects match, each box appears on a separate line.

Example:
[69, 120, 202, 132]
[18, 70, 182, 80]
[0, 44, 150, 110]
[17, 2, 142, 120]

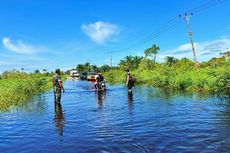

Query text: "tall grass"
[0, 72, 52, 111]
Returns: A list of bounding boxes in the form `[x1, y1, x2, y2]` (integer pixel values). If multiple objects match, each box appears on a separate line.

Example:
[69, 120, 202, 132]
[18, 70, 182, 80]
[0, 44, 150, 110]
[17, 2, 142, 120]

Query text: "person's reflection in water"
[95, 91, 106, 108]
[72, 77, 75, 84]
[128, 91, 134, 114]
[54, 102, 64, 138]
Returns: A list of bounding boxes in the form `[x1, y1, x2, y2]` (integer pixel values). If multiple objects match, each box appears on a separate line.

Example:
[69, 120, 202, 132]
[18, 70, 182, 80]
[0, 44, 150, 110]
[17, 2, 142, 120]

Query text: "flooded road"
[1, 80, 230, 152]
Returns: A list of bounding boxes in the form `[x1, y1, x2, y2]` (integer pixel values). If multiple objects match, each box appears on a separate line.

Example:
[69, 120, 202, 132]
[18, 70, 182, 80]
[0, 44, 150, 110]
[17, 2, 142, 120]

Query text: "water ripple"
[1, 81, 230, 152]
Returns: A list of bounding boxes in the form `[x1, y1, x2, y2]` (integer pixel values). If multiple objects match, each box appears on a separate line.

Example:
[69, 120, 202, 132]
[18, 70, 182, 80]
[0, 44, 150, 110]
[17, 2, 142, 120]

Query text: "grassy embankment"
[0, 72, 53, 111]
[103, 57, 230, 97]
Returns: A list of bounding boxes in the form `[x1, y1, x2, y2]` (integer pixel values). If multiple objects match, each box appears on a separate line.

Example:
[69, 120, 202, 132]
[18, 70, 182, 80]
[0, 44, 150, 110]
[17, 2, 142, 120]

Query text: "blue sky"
[0, 0, 230, 72]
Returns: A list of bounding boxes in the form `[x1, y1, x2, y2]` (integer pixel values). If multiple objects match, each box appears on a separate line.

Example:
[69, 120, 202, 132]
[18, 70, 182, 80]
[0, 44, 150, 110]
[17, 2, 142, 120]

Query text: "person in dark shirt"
[94, 72, 105, 90]
[126, 70, 134, 92]
[52, 68, 65, 104]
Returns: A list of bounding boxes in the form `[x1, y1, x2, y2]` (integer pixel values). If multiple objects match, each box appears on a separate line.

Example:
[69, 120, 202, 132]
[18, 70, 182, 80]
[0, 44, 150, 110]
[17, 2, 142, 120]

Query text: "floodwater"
[1, 80, 230, 153]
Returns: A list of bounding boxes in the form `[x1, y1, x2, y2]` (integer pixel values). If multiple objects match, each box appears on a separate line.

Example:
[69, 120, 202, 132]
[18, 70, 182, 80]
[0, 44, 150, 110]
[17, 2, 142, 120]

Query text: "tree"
[205, 57, 226, 68]
[144, 44, 160, 63]
[99, 64, 110, 72]
[34, 69, 40, 74]
[173, 58, 194, 70]
[133, 56, 144, 68]
[118, 55, 143, 70]
[138, 58, 155, 70]
[65, 69, 70, 75]
[119, 55, 133, 70]
[90, 65, 98, 71]
[165, 56, 178, 66]
[42, 69, 47, 73]
[76, 62, 92, 72]
[84, 62, 90, 71]
[76, 64, 85, 72]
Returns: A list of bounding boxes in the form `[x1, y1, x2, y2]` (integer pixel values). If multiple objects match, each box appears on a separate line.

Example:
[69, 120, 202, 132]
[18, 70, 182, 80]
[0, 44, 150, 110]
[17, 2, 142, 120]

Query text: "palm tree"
[119, 55, 143, 70]
[100, 64, 110, 72]
[119, 56, 133, 70]
[124, 55, 133, 62]
[165, 56, 178, 66]
[144, 44, 160, 63]
[132, 56, 143, 68]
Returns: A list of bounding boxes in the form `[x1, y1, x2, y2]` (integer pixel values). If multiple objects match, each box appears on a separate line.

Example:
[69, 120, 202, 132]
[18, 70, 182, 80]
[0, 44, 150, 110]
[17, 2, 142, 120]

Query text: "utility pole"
[180, 13, 199, 69]
[109, 51, 113, 67]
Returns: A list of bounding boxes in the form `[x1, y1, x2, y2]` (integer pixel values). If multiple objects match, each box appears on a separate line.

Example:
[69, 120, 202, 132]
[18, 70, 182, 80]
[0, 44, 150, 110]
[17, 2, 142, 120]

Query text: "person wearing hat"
[52, 68, 65, 104]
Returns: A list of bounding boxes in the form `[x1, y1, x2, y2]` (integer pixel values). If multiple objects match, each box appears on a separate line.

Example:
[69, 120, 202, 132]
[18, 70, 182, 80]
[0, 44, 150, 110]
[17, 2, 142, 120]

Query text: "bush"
[215, 71, 230, 97]
[102, 53, 229, 97]
[174, 73, 193, 90]
[103, 69, 124, 84]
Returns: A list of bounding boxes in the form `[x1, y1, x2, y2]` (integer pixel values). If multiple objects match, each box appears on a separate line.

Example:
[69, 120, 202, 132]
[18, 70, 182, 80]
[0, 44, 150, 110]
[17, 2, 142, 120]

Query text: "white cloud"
[81, 21, 119, 44]
[159, 37, 230, 62]
[2, 37, 38, 54]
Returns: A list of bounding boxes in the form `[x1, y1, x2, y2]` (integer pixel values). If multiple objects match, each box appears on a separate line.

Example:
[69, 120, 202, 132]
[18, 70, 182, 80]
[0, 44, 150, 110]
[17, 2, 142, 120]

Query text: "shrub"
[215, 71, 230, 97]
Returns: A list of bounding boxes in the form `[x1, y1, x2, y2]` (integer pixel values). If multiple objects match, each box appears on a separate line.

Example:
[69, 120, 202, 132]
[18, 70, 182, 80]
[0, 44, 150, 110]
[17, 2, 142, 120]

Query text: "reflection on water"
[1, 81, 230, 152]
[128, 91, 133, 102]
[95, 91, 106, 108]
[54, 102, 64, 137]
[14, 94, 47, 113]
[127, 91, 134, 114]
[136, 86, 214, 101]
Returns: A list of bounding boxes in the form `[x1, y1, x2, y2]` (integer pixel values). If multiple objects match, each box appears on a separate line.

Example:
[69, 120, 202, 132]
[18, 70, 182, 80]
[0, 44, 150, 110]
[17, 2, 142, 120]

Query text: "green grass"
[0, 72, 53, 111]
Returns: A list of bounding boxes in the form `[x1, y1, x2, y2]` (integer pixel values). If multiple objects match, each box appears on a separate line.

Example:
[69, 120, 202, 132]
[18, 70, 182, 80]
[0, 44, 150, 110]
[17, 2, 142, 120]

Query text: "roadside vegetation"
[1, 44, 229, 111]
[0, 71, 53, 111]
[73, 44, 229, 98]
[103, 45, 230, 98]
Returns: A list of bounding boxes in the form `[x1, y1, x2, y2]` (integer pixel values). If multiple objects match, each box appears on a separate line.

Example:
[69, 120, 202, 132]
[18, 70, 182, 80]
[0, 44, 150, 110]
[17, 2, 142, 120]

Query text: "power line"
[188, 0, 228, 14]
[112, 15, 180, 54]
[111, 0, 228, 55]
[178, 0, 228, 69]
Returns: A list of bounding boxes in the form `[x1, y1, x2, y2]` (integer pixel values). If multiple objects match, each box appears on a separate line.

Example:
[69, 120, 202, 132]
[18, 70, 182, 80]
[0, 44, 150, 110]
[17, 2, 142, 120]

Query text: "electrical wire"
[111, 0, 228, 55]
[188, 0, 228, 14]
[112, 16, 180, 54]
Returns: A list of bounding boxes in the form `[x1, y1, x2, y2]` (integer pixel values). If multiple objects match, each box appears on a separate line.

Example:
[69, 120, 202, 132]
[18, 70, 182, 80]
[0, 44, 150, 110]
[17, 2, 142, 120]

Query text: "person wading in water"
[125, 70, 134, 92]
[52, 68, 65, 104]
[94, 72, 106, 91]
